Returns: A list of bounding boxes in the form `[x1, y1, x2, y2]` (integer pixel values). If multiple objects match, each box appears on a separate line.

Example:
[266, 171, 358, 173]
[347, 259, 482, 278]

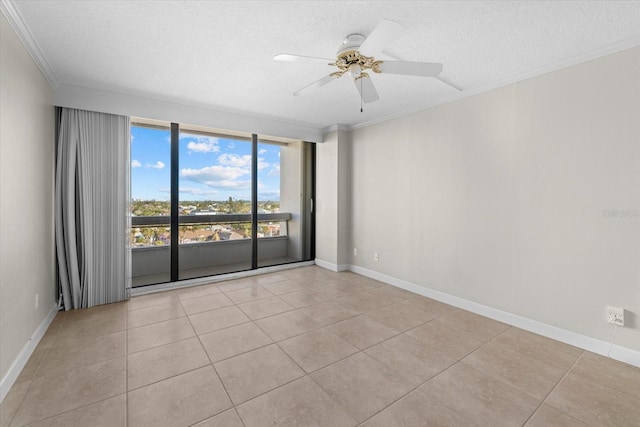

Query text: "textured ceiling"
[8, 0, 640, 130]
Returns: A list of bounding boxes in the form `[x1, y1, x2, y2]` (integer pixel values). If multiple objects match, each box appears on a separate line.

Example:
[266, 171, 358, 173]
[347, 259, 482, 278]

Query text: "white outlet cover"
[607, 306, 624, 326]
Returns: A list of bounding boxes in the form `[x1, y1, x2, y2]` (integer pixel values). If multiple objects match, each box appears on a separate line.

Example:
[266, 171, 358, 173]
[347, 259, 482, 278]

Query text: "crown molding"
[0, 0, 59, 88]
[321, 124, 350, 135]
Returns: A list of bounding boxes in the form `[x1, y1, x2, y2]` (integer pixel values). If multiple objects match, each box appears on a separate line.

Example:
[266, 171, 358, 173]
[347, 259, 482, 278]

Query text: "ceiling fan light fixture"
[349, 63, 362, 78]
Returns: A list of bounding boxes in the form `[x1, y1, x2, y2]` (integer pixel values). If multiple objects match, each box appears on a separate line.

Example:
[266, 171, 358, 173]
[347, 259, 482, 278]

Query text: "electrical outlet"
[374, 252, 379, 261]
[353, 248, 358, 256]
[35, 294, 39, 310]
[607, 306, 624, 326]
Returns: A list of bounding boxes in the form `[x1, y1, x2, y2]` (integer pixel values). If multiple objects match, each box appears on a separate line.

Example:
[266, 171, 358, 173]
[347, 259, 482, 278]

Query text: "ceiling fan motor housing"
[333, 34, 382, 77]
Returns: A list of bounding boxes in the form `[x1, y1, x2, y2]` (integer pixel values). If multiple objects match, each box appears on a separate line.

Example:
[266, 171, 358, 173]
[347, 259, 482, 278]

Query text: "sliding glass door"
[130, 119, 314, 287]
[178, 130, 253, 279]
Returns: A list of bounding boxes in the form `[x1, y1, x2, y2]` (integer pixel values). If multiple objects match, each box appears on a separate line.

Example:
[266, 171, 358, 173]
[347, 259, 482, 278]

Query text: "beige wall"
[316, 130, 351, 269]
[346, 47, 640, 351]
[0, 13, 55, 380]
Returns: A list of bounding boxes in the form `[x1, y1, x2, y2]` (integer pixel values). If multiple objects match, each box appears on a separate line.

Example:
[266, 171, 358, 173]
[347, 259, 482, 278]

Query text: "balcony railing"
[131, 213, 294, 286]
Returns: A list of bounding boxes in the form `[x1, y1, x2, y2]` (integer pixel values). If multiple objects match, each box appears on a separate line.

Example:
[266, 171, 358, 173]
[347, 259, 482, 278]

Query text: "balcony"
[132, 213, 297, 286]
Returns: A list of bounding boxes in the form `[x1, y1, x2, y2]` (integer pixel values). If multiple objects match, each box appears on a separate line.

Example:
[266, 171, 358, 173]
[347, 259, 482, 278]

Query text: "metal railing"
[131, 212, 292, 227]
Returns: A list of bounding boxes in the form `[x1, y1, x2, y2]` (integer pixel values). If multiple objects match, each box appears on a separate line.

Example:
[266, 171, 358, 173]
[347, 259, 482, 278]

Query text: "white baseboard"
[348, 264, 640, 368]
[0, 303, 59, 403]
[314, 258, 348, 272]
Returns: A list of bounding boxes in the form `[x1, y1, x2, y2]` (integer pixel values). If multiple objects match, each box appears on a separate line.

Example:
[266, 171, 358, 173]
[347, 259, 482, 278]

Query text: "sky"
[131, 126, 281, 201]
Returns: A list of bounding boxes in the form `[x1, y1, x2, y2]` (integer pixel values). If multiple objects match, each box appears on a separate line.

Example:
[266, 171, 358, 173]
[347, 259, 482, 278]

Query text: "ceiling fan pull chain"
[360, 77, 364, 113]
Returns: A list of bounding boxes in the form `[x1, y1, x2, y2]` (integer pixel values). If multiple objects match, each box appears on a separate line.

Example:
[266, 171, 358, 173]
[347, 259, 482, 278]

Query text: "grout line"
[522, 350, 586, 426]
[180, 296, 236, 418]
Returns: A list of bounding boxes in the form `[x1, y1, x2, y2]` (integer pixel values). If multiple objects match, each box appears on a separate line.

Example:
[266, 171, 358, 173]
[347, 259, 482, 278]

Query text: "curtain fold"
[55, 107, 131, 309]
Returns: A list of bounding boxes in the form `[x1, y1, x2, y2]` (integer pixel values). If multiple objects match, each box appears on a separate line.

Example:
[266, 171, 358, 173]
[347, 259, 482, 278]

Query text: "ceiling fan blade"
[354, 75, 380, 103]
[274, 54, 333, 64]
[294, 74, 340, 96]
[377, 61, 443, 77]
[358, 19, 405, 57]
[435, 75, 463, 91]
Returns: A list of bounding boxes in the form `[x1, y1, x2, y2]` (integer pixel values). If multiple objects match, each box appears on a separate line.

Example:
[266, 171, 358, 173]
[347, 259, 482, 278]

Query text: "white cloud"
[131, 159, 142, 168]
[268, 165, 280, 176]
[180, 165, 251, 190]
[218, 153, 252, 168]
[147, 161, 165, 169]
[218, 153, 269, 170]
[178, 187, 219, 197]
[258, 148, 267, 155]
[184, 136, 221, 153]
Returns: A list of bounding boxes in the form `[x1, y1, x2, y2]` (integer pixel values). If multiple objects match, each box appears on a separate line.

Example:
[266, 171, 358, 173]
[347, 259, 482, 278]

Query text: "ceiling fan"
[274, 19, 451, 105]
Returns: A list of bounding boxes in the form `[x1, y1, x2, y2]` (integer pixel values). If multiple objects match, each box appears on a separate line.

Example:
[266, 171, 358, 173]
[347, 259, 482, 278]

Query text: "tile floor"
[2, 266, 640, 426]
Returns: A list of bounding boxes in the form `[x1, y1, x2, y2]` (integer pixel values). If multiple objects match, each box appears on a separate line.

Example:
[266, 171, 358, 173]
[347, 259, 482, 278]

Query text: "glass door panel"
[178, 131, 253, 279]
[257, 140, 311, 267]
[130, 124, 172, 286]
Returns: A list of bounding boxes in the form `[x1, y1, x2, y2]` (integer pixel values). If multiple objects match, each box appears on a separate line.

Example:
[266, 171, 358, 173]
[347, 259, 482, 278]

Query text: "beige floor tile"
[216, 278, 258, 292]
[127, 291, 178, 311]
[434, 310, 510, 342]
[421, 363, 539, 426]
[525, 403, 588, 427]
[236, 376, 356, 427]
[128, 365, 231, 427]
[545, 373, 640, 426]
[0, 380, 30, 427]
[253, 273, 289, 285]
[326, 315, 398, 350]
[224, 286, 274, 304]
[569, 351, 640, 398]
[214, 344, 305, 404]
[128, 337, 210, 390]
[11, 357, 126, 426]
[175, 283, 221, 300]
[26, 394, 126, 427]
[278, 290, 335, 308]
[200, 322, 272, 362]
[316, 281, 361, 298]
[261, 279, 308, 295]
[406, 320, 484, 360]
[334, 293, 391, 314]
[364, 304, 433, 333]
[343, 275, 386, 291]
[37, 330, 126, 379]
[299, 301, 359, 326]
[127, 317, 195, 354]
[462, 340, 568, 400]
[361, 389, 472, 427]
[189, 305, 250, 335]
[237, 296, 295, 319]
[179, 293, 234, 316]
[366, 333, 457, 386]
[254, 310, 319, 341]
[127, 302, 185, 328]
[312, 352, 413, 422]
[279, 328, 358, 373]
[366, 285, 415, 304]
[193, 408, 244, 427]
[63, 302, 126, 325]
[398, 296, 456, 318]
[55, 312, 126, 347]
[492, 327, 582, 371]
[13, 345, 48, 383]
